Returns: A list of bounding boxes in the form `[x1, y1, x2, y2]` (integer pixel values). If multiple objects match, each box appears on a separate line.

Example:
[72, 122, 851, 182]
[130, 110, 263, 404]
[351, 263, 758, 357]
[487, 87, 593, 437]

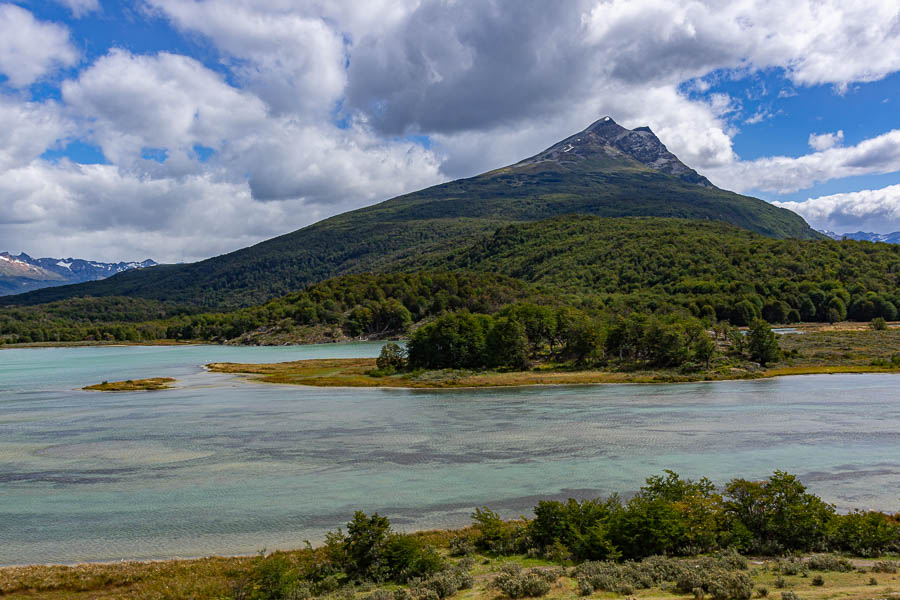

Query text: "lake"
[1, 343, 899, 565]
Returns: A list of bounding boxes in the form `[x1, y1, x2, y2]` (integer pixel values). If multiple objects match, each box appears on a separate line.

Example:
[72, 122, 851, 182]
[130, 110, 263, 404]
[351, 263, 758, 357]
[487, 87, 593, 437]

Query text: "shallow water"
[1, 344, 899, 564]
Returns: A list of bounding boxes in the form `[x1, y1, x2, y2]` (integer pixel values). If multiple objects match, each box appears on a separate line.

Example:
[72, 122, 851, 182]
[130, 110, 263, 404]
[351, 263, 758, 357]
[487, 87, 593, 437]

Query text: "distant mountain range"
[1, 117, 821, 308]
[0, 252, 157, 296]
[818, 230, 900, 244]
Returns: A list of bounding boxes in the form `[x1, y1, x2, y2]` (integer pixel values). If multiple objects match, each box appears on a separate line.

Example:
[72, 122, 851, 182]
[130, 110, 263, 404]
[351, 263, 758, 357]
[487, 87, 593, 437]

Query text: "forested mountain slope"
[1, 118, 820, 309]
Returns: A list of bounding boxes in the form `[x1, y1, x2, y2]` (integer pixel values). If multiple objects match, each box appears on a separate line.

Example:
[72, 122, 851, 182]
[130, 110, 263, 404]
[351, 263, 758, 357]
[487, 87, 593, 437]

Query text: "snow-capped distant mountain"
[817, 230, 900, 244]
[0, 252, 157, 296]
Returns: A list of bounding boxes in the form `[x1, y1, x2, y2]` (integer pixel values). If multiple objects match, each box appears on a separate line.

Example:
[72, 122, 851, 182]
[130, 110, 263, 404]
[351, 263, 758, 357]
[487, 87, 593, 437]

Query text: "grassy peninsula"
[208, 325, 900, 389]
[83, 377, 176, 391]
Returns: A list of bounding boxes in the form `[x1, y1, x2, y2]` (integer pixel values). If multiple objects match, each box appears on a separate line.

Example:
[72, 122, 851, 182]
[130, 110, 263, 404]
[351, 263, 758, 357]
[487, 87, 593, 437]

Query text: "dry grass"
[206, 359, 740, 388]
[3, 552, 900, 600]
[82, 377, 176, 391]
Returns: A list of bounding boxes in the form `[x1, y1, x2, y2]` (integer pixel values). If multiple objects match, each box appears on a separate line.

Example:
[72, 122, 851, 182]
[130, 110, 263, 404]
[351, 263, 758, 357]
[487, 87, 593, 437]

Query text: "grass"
[207, 328, 900, 389]
[3, 544, 900, 600]
[82, 377, 176, 392]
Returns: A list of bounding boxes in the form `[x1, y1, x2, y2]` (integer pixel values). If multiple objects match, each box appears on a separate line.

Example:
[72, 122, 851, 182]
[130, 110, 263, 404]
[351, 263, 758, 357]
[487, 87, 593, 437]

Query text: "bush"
[448, 535, 474, 557]
[871, 317, 888, 330]
[471, 507, 525, 554]
[871, 560, 899, 573]
[811, 575, 824, 586]
[780, 592, 798, 600]
[418, 566, 474, 599]
[675, 568, 753, 600]
[775, 558, 808, 577]
[376, 343, 407, 370]
[807, 554, 853, 572]
[491, 563, 552, 598]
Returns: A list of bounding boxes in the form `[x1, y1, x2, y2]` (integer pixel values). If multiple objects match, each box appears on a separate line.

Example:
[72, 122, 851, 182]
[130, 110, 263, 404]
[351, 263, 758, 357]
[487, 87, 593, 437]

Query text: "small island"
[83, 377, 176, 391]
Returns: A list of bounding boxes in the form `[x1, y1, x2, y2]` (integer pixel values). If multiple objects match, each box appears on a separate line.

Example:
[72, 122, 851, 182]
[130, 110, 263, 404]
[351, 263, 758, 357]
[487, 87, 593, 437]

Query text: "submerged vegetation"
[3, 471, 899, 600]
[83, 377, 176, 391]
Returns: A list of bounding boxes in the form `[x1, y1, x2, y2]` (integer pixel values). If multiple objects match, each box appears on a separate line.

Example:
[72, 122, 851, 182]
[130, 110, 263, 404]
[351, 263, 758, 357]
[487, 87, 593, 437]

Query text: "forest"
[2, 217, 899, 348]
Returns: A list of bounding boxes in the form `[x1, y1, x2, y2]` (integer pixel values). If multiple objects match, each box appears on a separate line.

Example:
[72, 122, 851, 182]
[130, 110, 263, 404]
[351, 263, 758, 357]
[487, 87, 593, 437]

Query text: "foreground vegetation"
[82, 377, 175, 391]
[3, 471, 899, 600]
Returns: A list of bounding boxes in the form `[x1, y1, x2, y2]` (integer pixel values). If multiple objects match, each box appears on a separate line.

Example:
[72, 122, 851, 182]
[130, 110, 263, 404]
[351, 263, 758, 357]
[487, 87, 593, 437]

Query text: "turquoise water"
[1, 344, 899, 565]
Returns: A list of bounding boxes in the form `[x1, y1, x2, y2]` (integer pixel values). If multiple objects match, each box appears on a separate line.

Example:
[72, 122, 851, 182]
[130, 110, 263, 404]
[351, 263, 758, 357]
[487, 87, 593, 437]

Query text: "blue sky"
[1, 1, 899, 261]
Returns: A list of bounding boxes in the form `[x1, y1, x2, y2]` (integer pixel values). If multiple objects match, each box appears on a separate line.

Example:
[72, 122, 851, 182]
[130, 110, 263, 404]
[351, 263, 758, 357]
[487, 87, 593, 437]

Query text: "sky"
[1, 1, 899, 262]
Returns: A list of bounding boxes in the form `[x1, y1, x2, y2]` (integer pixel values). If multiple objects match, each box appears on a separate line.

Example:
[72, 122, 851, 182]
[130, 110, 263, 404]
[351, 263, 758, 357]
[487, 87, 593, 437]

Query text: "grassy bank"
[2, 539, 899, 600]
[83, 377, 176, 391]
[207, 328, 900, 389]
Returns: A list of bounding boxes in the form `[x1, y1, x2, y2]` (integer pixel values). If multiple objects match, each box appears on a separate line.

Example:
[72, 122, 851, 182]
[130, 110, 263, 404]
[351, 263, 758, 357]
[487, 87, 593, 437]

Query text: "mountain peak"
[514, 118, 713, 187]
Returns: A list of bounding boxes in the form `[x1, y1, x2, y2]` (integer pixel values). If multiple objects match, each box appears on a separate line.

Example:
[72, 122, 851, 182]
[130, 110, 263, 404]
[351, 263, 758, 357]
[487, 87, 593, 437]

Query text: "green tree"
[486, 316, 529, 369]
[376, 342, 407, 370]
[747, 319, 780, 366]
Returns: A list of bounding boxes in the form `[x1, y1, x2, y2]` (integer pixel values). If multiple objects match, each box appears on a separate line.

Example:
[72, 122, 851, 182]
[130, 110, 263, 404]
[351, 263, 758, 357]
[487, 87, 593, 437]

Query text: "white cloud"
[146, 0, 349, 117]
[0, 48, 445, 261]
[4, 0, 900, 260]
[808, 130, 844, 151]
[707, 129, 900, 194]
[54, 0, 100, 18]
[774, 184, 900, 232]
[0, 95, 71, 170]
[61, 49, 269, 170]
[0, 4, 78, 87]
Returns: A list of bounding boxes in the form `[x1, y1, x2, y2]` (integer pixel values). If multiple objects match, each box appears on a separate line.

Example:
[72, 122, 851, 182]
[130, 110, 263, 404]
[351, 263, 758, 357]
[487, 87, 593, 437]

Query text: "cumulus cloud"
[4, 0, 900, 261]
[0, 47, 445, 261]
[54, 0, 100, 18]
[774, 184, 900, 233]
[706, 129, 900, 194]
[61, 49, 269, 170]
[0, 95, 72, 170]
[146, 0, 349, 117]
[808, 130, 844, 151]
[0, 4, 78, 87]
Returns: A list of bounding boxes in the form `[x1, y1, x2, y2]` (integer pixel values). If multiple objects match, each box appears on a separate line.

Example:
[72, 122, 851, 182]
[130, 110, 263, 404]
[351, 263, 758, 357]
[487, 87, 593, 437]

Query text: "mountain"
[0, 252, 157, 296]
[818, 230, 900, 244]
[1, 117, 822, 309]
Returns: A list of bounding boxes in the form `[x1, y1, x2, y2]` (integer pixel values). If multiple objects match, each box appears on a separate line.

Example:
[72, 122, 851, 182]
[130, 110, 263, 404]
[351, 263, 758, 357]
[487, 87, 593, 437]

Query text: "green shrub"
[780, 592, 798, 600]
[491, 563, 552, 598]
[376, 343, 407, 370]
[756, 585, 769, 597]
[871, 560, 899, 573]
[448, 535, 474, 557]
[811, 575, 824, 586]
[871, 317, 888, 330]
[807, 554, 853, 572]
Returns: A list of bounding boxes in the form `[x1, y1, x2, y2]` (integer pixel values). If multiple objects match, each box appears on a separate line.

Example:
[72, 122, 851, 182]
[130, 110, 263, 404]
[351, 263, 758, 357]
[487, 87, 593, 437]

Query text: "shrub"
[674, 568, 753, 600]
[756, 585, 769, 597]
[775, 558, 808, 577]
[871, 560, 899, 573]
[418, 566, 473, 599]
[811, 575, 824, 586]
[491, 563, 552, 598]
[871, 317, 888, 330]
[376, 343, 407, 370]
[471, 507, 525, 554]
[448, 535, 474, 557]
[807, 555, 853, 572]
[780, 592, 798, 600]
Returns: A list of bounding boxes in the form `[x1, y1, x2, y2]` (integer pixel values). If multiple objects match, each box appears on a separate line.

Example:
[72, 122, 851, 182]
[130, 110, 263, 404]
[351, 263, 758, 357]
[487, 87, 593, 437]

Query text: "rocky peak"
[516, 116, 714, 187]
